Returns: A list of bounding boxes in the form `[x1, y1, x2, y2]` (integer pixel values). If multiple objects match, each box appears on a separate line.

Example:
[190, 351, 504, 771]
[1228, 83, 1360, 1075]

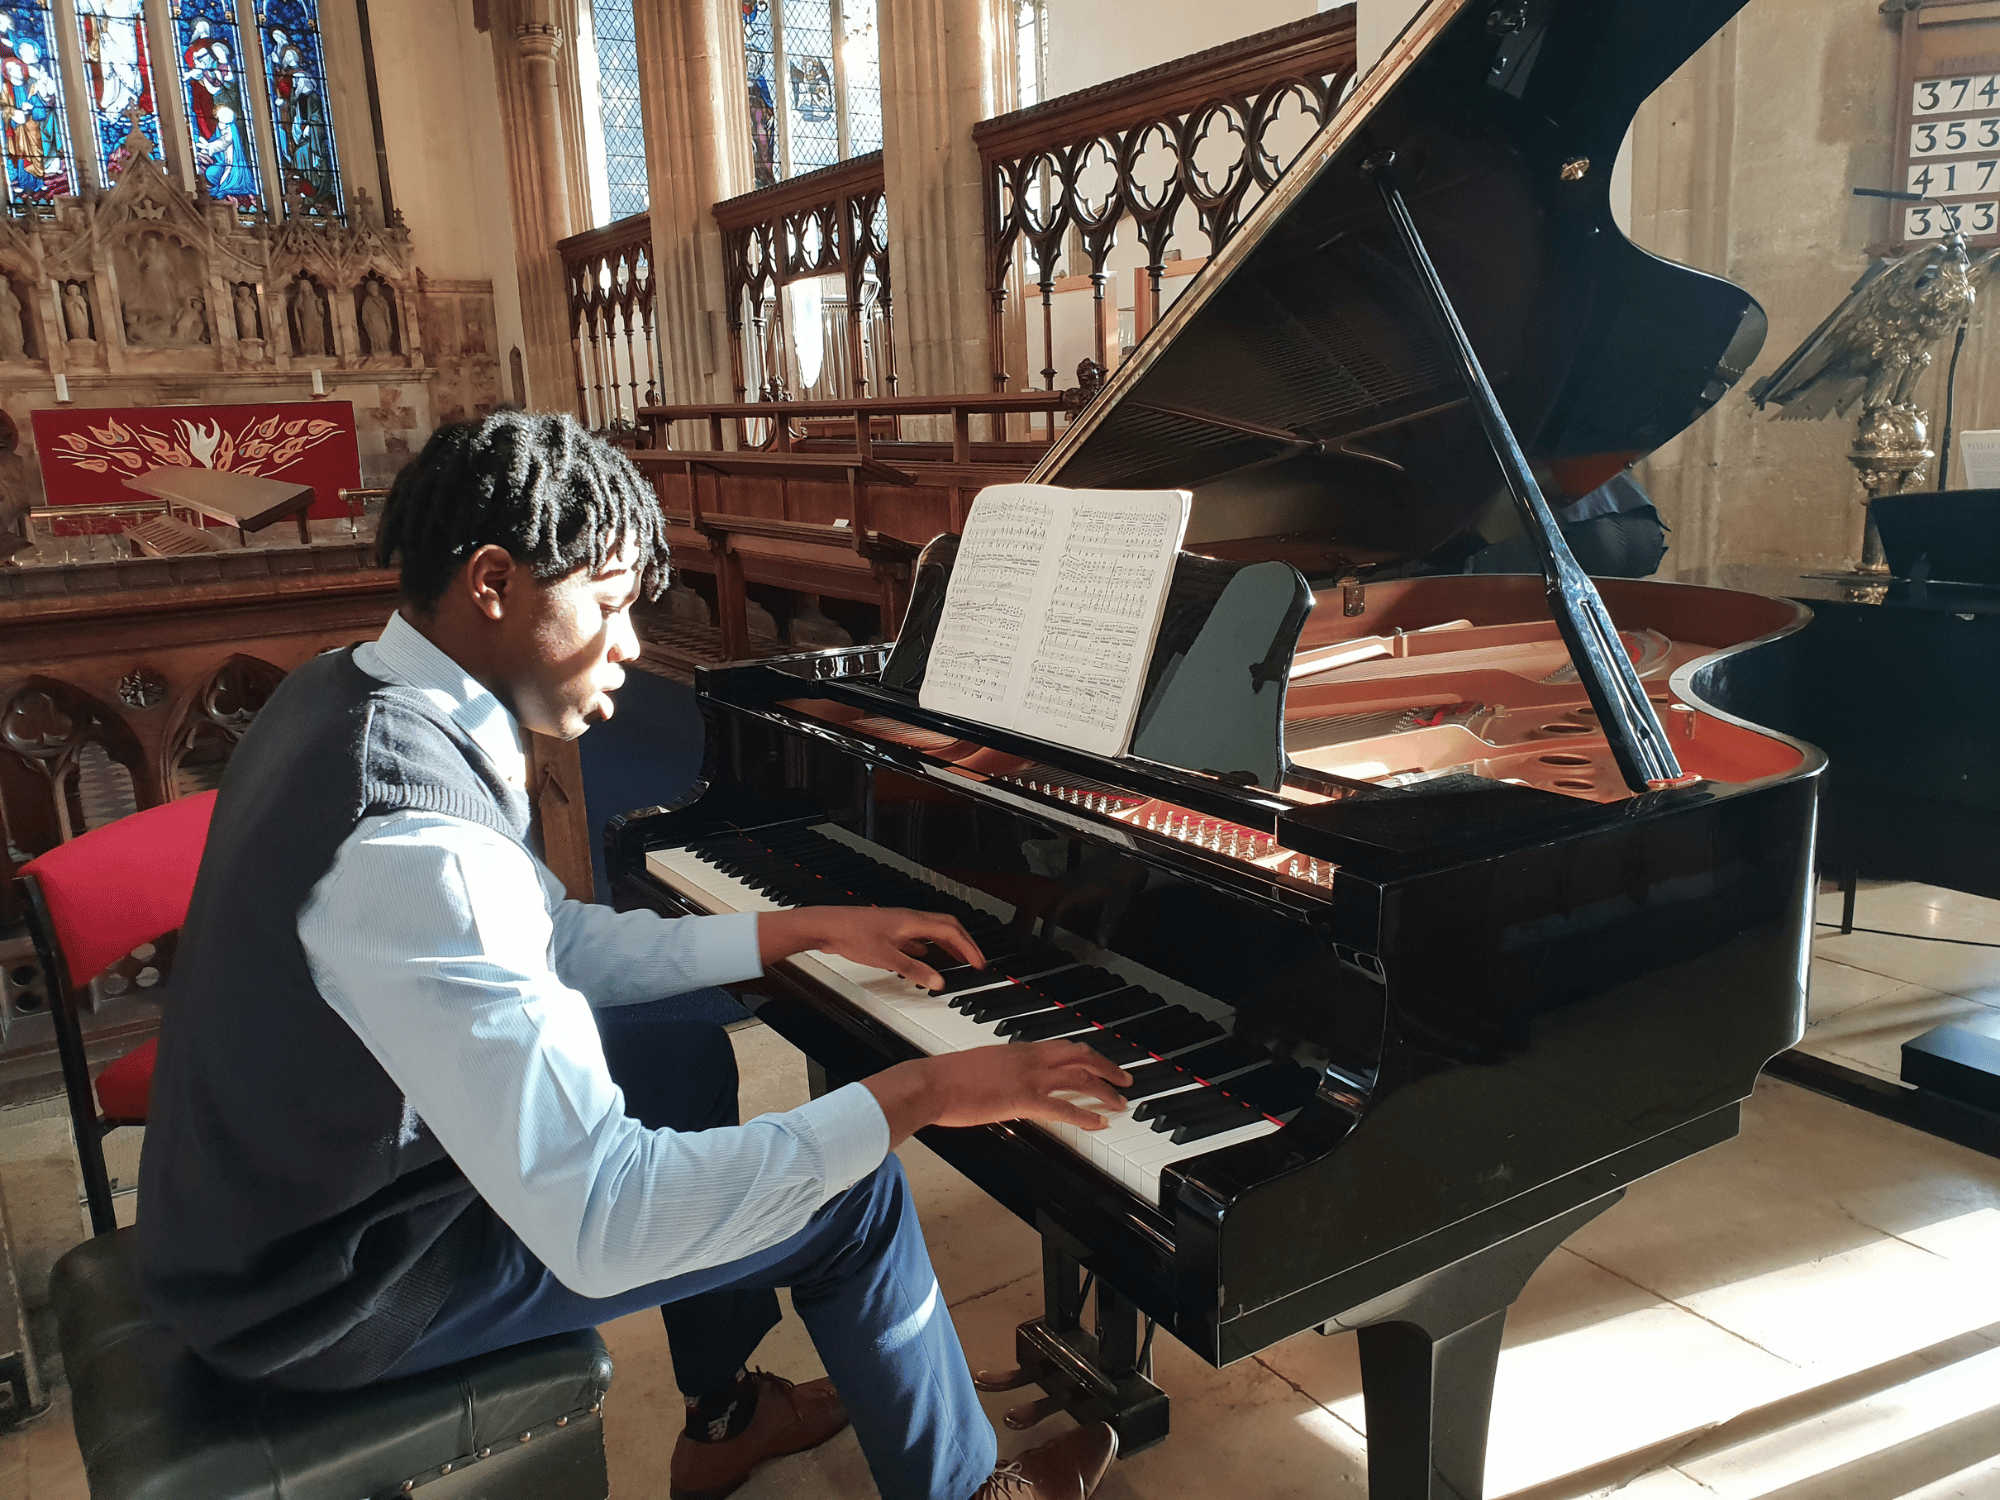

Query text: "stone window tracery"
[740, 0, 879, 190]
[0, 0, 345, 219]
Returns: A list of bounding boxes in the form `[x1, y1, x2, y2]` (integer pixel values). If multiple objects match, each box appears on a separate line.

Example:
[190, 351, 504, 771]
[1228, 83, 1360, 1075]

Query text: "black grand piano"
[611, 1, 1822, 1495]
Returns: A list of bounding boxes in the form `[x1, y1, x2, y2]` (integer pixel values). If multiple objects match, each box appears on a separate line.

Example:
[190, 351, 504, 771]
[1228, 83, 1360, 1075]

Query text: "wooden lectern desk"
[123, 467, 317, 547]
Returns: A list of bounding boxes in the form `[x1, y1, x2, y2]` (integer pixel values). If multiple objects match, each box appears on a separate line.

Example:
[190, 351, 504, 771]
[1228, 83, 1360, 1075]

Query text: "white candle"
[311, 368, 325, 395]
[53, 373, 68, 402]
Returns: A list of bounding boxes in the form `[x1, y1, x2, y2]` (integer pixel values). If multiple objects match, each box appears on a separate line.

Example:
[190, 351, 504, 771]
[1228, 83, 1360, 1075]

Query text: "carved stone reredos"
[23, 145, 415, 299]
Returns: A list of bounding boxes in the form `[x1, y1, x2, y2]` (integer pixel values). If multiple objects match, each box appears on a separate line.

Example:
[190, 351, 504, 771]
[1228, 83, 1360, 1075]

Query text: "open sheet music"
[920, 483, 1191, 758]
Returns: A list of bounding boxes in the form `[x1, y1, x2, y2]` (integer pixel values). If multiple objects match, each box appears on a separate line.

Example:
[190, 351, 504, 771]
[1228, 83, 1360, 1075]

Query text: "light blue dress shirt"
[297, 612, 890, 1300]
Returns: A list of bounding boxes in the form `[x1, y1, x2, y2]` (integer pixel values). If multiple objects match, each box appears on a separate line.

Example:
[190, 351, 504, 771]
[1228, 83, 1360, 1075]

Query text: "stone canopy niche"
[0, 139, 503, 520]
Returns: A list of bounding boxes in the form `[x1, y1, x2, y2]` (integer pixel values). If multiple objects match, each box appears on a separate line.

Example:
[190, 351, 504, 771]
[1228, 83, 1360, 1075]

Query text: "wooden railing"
[632, 391, 1085, 669]
[976, 8, 1357, 390]
[714, 154, 894, 414]
[558, 213, 663, 435]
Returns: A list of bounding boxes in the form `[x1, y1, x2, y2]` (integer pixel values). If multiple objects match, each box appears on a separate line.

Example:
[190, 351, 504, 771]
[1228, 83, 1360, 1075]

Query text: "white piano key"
[646, 835, 1286, 1211]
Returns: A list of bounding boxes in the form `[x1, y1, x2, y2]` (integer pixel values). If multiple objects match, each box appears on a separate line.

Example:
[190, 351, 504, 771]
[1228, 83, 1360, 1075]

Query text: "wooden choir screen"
[715, 152, 894, 423]
[559, 212, 664, 436]
[974, 8, 1357, 392]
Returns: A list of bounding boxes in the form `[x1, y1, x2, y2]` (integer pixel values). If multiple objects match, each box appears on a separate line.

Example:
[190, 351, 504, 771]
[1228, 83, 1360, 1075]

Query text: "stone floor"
[2, 880, 2000, 1498]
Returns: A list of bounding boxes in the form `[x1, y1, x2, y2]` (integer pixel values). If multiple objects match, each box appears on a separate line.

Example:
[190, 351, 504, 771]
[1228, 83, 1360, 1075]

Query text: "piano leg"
[1352, 1191, 1623, 1500]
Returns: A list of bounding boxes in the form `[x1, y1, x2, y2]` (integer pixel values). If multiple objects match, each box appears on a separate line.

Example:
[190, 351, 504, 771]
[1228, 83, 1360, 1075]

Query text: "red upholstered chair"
[15, 792, 216, 1236]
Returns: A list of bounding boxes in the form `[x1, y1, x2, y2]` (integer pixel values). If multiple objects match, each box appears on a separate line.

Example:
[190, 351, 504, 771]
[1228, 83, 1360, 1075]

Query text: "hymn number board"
[1892, 0, 2000, 252]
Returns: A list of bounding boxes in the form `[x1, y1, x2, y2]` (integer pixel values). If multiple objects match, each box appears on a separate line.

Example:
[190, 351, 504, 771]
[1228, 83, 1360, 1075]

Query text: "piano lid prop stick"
[1360, 152, 1692, 794]
[1289, 619, 1476, 679]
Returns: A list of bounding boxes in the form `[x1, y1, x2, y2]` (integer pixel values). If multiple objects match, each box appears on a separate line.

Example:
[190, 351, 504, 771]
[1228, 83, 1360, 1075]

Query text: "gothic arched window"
[172, 0, 262, 210]
[0, 0, 346, 219]
[580, 0, 644, 224]
[741, 0, 879, 191]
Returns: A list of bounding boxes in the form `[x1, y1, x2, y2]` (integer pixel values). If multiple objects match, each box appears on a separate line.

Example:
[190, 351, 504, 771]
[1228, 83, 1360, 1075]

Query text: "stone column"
[488, 0, 582, 412]
[877, 0, 1010, 398]
[636, 0, 751, 443]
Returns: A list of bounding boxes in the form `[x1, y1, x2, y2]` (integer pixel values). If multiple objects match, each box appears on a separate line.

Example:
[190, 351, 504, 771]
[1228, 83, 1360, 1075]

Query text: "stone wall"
[1629, 0, 1994, 577]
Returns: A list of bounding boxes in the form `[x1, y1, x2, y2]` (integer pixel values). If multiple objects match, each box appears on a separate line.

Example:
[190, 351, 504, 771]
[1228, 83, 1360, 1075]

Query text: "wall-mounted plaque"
[1891, 0, 2000, 250]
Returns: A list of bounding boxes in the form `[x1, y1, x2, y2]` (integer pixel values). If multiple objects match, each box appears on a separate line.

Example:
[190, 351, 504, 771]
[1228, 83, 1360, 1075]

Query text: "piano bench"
[50, 1229, 613, 1500]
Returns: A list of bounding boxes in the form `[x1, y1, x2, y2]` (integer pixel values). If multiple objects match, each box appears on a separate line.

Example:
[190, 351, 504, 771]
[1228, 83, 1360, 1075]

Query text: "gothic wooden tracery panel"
[164, 651, 283, 796]
[714, 151, 892, 408]
[975, 10, 1356, 390]
[0, 674, 157, 858]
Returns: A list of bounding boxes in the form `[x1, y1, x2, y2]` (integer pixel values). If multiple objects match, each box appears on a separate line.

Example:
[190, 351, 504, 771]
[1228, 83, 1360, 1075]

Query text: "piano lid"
[1033, 0, 1769, 572]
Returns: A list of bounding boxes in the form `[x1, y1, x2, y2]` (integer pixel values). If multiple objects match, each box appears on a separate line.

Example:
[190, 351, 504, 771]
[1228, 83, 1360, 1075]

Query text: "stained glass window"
[0, 3, 75, 204]
[73, 0, 160, 184]
[841, 0, 879, 156]
[782, 0, 835, 174]
[171, 0, 261, 210]
[256, 0, 341, 217]
[742, 0, 879, 185]
[590, 0, 645, 219]
[743, 0, 778, 189]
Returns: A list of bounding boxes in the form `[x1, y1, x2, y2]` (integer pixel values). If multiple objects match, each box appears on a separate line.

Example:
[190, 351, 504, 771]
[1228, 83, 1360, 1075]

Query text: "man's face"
[505, 539, 643, 741]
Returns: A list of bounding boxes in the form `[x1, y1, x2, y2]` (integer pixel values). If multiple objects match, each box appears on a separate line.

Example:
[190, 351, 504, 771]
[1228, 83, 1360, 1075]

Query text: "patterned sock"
[683, 1368, 759, 1443]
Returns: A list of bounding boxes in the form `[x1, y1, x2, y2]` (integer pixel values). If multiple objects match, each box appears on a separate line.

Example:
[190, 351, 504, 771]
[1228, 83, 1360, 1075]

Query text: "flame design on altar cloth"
[46, 410, 345, 477]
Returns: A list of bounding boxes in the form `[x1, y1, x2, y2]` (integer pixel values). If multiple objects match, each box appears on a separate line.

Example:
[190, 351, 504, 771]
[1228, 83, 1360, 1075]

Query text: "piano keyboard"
[645, 824, 1320, 1208]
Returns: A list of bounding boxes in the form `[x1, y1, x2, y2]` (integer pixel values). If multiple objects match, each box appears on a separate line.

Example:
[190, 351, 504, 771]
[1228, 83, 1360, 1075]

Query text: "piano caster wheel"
[1003, 1394, 1066, 1432]
[974, 1366, 1033, 1393]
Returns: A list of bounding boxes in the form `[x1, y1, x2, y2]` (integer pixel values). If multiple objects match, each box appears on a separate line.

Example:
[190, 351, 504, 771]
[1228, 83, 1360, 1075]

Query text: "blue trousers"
[382, 1001, 997, 1500]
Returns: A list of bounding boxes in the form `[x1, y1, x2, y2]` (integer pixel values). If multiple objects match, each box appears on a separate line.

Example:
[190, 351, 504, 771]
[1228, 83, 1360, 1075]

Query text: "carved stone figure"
[62, 281, 91, 342]
[120, 232, 190, 345]
[233, 282, 258, 341]
[171, 292, 206, 346]
[0, 281, 27, 362]
[359, 280, 394, 355]
[292, 276, 324, 356]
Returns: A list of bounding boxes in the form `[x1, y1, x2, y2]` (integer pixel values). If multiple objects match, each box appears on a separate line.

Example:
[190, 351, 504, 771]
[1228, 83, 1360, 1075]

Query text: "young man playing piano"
[135, 413, 1131, 1500]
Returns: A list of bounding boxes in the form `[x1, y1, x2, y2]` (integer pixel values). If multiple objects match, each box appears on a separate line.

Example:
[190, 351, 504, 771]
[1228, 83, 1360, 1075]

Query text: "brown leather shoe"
[971, 1421, 1119, 1499]
[667, 1370, 849, 1500]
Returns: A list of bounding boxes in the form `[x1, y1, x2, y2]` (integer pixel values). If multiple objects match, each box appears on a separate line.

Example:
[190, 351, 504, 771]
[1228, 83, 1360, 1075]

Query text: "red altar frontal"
[31, 401, 362, 534]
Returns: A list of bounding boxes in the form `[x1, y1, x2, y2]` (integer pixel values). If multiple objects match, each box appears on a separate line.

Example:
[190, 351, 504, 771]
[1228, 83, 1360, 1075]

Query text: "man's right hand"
[862, 1041, 1132, 1148]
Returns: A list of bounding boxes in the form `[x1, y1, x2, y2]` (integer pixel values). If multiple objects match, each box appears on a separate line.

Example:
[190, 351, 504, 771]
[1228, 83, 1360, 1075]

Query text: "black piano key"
[936, 966, 1015, 997]
[1166, 1037, 1266, 1081]
[998, 1007, 1102, 1042]
[1067, 987, 1163, 1025]
[961, 990, 1061, 1025]
[1111, 1009, 1218, 1056]
[1142, 1081, 1245, 1125]
[1170, 1099, 1263, 1145]
[992, 950, 1075, 981]
[1122, 1063, 1201, 1101]
[1019, 967, 1124, 1003]
[1085, 1036, 1153, 1067]
[1221, 1063, 1321, 1117]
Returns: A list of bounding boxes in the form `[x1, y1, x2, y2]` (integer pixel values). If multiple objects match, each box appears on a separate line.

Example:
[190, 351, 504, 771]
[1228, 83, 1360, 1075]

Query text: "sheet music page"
[920, 484, 1190, 758]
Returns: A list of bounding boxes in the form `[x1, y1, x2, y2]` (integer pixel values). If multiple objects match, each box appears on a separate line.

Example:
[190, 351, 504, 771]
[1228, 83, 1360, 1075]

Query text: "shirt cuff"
[795, 1082, 891, 1200]
[684, 912, 763, 987]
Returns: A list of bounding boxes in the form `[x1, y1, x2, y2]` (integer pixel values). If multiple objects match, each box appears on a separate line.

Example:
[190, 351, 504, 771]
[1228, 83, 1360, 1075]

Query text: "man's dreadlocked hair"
[376, 411, 669, 613]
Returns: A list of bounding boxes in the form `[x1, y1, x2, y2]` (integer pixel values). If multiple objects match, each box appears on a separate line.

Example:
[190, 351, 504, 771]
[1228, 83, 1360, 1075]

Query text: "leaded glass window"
[589, 0, 644, 219]
[741, 0, 879, 184]
[73, 0, 160, 183]
[256, 0, 340, 217]
[171, 0, 259, 209]
[0, 0, 349, 219]
[743, 0, 778, 189]
[0, 3, 75, 204]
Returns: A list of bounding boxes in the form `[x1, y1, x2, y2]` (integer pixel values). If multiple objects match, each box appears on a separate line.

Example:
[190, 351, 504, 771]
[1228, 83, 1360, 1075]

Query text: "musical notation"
[920, 483, 1189, 758]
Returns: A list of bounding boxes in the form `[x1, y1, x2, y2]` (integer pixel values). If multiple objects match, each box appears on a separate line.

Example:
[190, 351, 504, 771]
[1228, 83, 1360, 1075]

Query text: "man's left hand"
[758, 906, 985, 991]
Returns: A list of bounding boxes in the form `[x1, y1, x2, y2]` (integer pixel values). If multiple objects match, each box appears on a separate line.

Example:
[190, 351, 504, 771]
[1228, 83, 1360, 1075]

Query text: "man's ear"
[462, 544, 518, 621]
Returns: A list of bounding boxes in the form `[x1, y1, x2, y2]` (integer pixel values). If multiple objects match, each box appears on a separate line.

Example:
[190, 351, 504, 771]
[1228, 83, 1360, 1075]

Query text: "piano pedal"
[1002, 1394, 1066, 1432]
[974, 1365, 1034, 1392]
